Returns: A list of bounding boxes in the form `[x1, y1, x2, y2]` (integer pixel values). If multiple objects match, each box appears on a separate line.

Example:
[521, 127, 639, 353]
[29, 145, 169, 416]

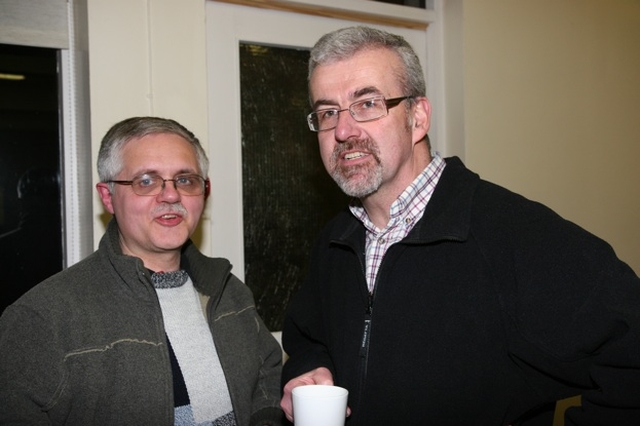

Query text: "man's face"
[309, 47, 430, 200]
[97, 133, 205, 266]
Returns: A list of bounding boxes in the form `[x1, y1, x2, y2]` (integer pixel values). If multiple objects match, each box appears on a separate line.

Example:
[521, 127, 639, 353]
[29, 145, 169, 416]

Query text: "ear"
[96, 182, 116, 215]
[204, 178, 211, 199]
[411, 96, 432, 145]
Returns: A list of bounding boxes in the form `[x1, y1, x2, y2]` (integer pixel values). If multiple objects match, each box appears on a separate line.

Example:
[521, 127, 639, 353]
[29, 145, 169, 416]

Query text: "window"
[0, 44, 63, 312]
[239, 43, 350, 330]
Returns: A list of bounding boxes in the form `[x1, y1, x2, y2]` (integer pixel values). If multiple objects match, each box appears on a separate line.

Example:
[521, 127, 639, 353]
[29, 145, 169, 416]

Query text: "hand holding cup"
[292, 384, 349, 426]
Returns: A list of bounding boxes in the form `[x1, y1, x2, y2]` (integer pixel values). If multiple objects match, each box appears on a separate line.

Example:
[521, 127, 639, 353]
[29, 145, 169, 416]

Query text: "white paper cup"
[292, 384, 349, 426]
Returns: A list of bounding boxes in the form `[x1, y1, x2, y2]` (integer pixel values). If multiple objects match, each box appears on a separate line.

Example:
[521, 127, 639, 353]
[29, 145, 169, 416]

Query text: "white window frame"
[0, 0, 93, 267]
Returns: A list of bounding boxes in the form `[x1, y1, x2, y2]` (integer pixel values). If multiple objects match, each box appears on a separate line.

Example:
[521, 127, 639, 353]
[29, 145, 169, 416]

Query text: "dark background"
[0, 44, 64, 313]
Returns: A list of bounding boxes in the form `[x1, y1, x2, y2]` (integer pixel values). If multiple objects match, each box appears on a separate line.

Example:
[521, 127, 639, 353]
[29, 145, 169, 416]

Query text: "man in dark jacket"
[0, 117, 285, 426]
[280, 26, 640, 426]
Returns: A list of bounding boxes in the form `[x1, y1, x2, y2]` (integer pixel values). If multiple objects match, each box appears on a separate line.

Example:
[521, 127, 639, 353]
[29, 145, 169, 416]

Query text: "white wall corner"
[428, 0, 465, 160]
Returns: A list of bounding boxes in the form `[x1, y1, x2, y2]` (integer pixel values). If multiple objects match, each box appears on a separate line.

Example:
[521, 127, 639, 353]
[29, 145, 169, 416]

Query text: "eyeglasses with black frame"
[107, 173, 207, 196]
[307, 95, 413, 132]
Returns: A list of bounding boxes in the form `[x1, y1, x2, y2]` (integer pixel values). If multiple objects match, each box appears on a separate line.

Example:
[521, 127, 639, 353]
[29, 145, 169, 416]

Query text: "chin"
[155, 234, 191, 250]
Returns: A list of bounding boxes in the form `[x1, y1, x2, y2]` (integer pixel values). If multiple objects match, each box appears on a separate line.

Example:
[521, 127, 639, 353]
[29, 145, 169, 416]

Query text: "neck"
[361, 149, 432, 229]
[137, 252, 181, 273]
[360, 196, 393, 229]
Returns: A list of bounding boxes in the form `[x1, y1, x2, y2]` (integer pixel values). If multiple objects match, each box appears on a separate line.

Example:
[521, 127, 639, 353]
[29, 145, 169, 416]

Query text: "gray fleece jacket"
[0, 219, 284, 426]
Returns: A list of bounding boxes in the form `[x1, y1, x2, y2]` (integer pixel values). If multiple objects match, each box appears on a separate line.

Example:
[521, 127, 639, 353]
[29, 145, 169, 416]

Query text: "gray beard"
[331, 139, 382, 199]
[329, 138, 383, 198]
[331, 161, 383, 198]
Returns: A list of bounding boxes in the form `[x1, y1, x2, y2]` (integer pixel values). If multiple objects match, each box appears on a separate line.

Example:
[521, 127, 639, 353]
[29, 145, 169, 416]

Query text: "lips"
[159, 213, 179, 220]
[152, 203, 188, 223]
[344, 151, 368, 161]
[155, 212, 184, 227]
[333, 138, 378, 163]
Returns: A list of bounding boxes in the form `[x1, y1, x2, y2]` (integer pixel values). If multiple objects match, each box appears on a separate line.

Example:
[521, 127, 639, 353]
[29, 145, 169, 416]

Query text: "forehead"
[309, 47, 404, 104]
[120, 133, 198, 172]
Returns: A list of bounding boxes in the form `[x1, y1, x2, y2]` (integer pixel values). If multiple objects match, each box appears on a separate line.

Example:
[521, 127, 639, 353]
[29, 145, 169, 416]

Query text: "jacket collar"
[99, 218, 232, 304]
[180, 241, 232, 301]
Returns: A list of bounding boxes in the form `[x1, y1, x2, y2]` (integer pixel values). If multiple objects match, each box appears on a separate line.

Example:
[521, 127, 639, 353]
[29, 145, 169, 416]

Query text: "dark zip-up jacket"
[282, 156, 640, 425]
[0, 219, 284, 426]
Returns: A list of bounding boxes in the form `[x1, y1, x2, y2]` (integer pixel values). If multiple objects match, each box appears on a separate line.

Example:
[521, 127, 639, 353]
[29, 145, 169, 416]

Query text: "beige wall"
[87, 0, 211, 253]
[462, 0, 640, 273]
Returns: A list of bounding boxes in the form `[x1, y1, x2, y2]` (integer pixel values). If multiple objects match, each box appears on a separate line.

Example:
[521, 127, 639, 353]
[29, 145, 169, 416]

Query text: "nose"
[333, 109, 360, 143]
[156, 179, 181, 202]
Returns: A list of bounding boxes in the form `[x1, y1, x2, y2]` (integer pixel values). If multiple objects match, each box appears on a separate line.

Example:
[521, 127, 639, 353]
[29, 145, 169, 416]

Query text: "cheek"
[185, 199, 206, 222]
[109, 193, 129, 217]
[382, 120, 413, 155]
[111, 195, 154, 223]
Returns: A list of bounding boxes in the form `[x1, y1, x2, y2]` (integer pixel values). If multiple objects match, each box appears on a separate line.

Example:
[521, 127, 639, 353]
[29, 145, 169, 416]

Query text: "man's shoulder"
[31, 250, 100, 288]
[441, 156, 554, 216]
[1, 268, 86, 325]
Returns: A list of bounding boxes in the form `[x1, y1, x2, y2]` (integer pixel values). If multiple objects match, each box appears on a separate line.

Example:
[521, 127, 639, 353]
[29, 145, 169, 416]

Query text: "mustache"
[152, 203, 188, 216]
[331, 138, 380, 164]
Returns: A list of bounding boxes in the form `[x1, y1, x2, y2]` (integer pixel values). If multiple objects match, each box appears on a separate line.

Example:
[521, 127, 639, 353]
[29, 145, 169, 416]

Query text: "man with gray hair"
[0, 117, 285, 426]
[280, 26, 640, 425]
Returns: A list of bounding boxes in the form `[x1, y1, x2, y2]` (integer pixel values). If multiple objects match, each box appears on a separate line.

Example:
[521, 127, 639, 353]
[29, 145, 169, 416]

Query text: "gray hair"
[97, 117, 209, 184]
[308, 26, 426, 102]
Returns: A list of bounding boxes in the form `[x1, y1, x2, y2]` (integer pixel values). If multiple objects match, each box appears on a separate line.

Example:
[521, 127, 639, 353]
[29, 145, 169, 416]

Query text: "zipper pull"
[360, 293, 374, 357]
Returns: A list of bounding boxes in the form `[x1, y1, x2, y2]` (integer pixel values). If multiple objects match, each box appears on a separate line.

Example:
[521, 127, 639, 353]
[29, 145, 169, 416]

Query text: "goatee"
[329, 139, 383, 198]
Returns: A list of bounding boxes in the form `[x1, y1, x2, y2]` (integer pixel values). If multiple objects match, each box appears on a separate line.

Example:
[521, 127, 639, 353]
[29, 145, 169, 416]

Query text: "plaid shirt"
[350, 153, 446, 293]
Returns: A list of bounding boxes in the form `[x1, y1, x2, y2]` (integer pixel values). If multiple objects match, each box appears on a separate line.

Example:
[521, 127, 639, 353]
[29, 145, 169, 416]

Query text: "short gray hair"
[308, 26, 426, 102]
[97, 117, 209, 184]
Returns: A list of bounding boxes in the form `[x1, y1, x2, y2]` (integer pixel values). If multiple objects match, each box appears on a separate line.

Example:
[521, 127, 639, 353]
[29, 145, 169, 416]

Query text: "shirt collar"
[350, 152, 446, 233]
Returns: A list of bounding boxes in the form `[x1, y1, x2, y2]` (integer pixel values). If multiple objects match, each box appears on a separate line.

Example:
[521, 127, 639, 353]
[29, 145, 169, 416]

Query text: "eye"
[321, 109, 338, 119]
[175, 175, 196, 186]
[136, 175, 157, 187]
[359, 98, 379, 109]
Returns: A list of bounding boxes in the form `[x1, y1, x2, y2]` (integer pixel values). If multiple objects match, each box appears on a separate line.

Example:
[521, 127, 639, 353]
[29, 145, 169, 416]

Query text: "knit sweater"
[154, 271, 235, 425]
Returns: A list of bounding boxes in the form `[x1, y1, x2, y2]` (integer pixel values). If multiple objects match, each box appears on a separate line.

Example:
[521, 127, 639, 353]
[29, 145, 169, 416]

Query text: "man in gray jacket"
[0, 117, 284, 426]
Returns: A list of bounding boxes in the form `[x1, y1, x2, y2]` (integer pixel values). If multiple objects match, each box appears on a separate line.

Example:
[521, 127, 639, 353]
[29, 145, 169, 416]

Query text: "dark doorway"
[239, 43, 350, 331]
[0, 44, 63, 313]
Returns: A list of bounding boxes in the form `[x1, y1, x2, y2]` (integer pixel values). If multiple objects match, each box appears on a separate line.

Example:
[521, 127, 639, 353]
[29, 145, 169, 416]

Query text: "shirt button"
[378, 237, 385, 244]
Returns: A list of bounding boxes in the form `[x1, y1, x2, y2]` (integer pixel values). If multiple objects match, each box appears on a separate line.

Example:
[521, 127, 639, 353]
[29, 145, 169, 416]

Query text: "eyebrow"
[353, 86, 381, 99]
[132, 168, 199, 178]
[312, 86, 383, 110]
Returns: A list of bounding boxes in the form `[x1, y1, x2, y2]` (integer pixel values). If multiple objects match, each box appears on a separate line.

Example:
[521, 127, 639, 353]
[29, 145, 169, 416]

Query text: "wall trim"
[212, 0, 431, 29]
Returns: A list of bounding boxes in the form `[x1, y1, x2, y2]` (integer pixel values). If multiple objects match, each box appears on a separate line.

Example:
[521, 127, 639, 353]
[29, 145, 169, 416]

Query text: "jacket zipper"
[359, 292, 374, 359]
[354, 289, 373, 423]
[332, 236, 378, 419]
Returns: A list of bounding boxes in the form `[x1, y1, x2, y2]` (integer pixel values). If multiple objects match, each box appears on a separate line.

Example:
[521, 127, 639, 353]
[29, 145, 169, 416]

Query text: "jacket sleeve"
[281, 241, 336, 387]
[249, 303, 286, 426]
[0, 303, 62, 425]
[489, 194, 640, 425]
[559, 244, 640, 426]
